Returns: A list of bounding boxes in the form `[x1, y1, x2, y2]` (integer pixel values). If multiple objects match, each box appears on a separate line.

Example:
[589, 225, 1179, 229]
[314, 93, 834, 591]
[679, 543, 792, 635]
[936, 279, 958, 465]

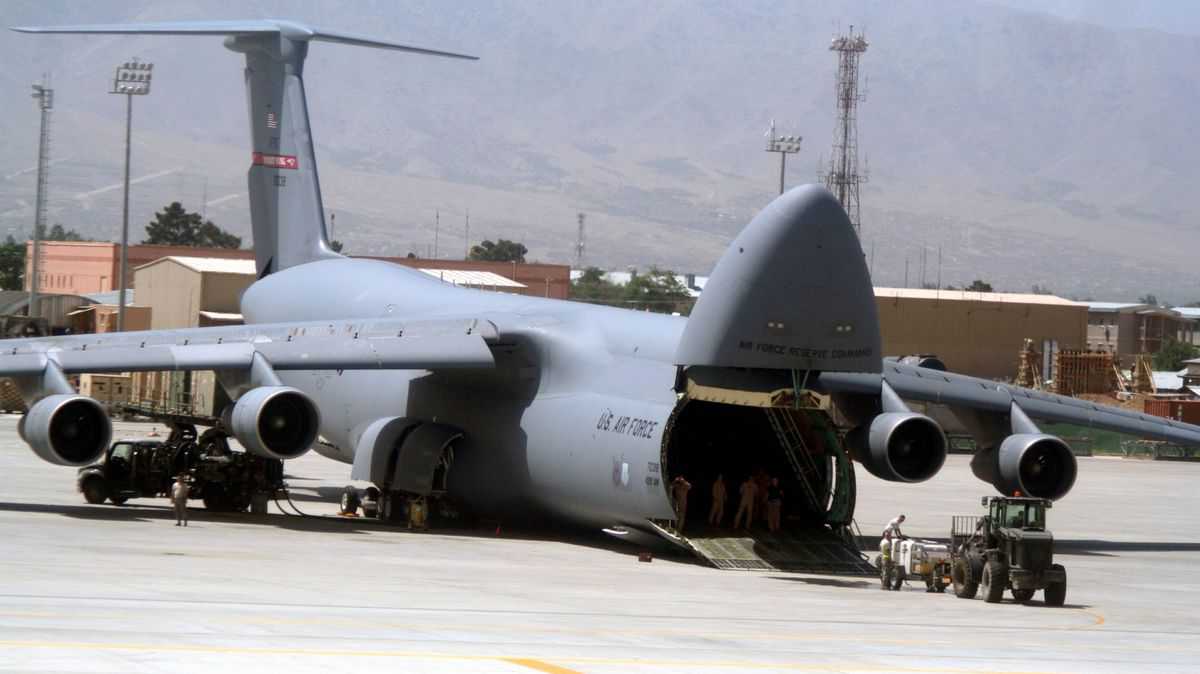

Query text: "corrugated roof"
[873, 287, 1082, 306]
[83, 289, 134, 304]
[198, 310, 243, 321]
[1153, 371, 1184, 391]
[1171, 307, 1200, 319]
[1085, 302, 1148, 312]
[137, 256, 257, 275]
[420, 269, 525, 288]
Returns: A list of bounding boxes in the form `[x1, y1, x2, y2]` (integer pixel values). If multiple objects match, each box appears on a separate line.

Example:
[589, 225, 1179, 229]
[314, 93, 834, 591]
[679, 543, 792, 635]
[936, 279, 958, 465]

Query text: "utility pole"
[820, 26, 868, 234]
[434, 210, 439, 259]
[764, 120, 802, 195]
[110, 57, 154, 332]
[464, 209, 470, 260]
[28, 78, 53, 319]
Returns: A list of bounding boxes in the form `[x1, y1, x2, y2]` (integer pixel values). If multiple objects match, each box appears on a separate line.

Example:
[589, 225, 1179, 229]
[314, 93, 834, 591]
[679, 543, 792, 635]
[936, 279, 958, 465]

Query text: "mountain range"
[1, 0, 1197, 302]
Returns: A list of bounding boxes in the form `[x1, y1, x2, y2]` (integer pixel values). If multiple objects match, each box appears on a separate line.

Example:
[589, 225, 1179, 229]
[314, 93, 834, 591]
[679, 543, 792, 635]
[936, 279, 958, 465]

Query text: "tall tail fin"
[11, 20, 477, 276]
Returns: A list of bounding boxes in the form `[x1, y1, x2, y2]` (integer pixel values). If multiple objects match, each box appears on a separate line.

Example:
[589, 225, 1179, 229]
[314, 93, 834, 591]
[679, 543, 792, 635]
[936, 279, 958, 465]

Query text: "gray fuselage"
[243, 258, 684, 528]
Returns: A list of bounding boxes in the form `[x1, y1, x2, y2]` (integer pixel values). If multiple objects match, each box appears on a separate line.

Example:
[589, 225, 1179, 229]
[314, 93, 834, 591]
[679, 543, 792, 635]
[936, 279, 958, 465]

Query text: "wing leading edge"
[818, 362, 1200, 447]
[0, 317, 498, 378]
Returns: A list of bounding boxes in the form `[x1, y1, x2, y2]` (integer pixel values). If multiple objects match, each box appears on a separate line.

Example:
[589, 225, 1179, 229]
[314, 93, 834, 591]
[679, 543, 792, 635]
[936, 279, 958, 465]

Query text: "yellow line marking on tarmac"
[503, 657, 584, 674]
[0, 638, 1095, 673]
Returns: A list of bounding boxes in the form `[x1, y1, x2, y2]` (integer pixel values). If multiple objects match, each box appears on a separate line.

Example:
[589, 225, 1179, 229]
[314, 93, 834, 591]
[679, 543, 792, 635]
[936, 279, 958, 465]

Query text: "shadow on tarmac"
[0, 498, 694, 564]
[769, 576, 874, 589]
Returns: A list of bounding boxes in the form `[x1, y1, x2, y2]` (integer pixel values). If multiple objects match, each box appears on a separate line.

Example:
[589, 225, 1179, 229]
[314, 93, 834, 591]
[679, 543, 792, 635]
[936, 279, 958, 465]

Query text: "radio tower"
[821, 26, 868, 234]
[29, 77, 54, 318]
[575, 212, 585, 268]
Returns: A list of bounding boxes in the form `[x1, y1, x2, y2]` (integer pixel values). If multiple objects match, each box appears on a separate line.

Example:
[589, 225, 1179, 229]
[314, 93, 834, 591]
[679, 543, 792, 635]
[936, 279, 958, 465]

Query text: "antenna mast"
[820, 25, 868, 234]
[575, 212, 586, 268]
[29, 76, 53, 319]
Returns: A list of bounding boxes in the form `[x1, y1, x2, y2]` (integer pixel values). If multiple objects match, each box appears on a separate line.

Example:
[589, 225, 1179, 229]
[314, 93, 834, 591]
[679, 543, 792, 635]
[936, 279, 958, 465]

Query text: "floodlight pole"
[765, 121, 802, 195]
[110, 58, 153, 332]
[28, 78, 53, 320]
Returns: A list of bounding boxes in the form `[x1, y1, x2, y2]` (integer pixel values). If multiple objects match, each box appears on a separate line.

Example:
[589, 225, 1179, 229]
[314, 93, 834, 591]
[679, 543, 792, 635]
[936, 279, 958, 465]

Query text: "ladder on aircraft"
[764, 407, 825, 514]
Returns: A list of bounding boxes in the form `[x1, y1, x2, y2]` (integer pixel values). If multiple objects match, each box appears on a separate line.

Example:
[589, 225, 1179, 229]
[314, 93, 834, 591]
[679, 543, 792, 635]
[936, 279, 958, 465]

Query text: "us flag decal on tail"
[265, 111, 279, 128]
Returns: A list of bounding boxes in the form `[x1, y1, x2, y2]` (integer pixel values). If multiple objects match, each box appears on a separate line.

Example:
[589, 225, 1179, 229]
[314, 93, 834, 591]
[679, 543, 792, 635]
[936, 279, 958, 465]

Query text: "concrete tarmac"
[1, 415, 1198, 673]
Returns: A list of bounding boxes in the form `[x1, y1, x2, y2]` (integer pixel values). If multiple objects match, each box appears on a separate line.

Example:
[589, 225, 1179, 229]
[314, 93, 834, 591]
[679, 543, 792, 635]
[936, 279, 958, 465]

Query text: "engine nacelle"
[976, 433, 1077, 501]
[22, 394, 112, 466]
[227, 386, 320, 460]
[847, 412, 948, 483]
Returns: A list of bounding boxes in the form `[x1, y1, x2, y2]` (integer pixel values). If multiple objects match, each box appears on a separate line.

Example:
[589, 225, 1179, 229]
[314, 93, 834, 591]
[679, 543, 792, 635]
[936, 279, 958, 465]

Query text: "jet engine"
[972, 434, 1077, 501]
[846, 412, 948, 483]
[226, 386, 320, 460]
[22, 394, 112, 466]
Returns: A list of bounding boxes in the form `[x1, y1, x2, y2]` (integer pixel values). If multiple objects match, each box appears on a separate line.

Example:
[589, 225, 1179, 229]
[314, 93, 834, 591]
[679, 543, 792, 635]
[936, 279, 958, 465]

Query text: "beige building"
[133, 256, 256, 330]
[875, 288, 1087, 381]
[67, 304, 152, 334]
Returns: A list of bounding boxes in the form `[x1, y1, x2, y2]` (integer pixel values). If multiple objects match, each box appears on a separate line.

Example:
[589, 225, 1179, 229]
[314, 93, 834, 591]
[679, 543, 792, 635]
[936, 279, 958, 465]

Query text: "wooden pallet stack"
[1052, 350, 1118, 396]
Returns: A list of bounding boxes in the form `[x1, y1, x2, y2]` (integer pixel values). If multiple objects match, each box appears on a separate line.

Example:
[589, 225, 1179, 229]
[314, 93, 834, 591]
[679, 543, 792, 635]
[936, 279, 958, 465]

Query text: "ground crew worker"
[708, 474, 727, 526]
[171, 474, 190, 527]
[766, 477, 784, 532]
[671, 475, 692, 532]
[879, 513, 905, 564]
[733, 476, 757, 529]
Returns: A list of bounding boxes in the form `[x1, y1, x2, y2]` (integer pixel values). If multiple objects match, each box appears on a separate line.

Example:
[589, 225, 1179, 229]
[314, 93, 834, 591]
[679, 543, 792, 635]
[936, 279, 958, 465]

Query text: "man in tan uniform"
[708, 474, 727, 527]
[671, 475, 692, 532]
[733, 476, 757, 530]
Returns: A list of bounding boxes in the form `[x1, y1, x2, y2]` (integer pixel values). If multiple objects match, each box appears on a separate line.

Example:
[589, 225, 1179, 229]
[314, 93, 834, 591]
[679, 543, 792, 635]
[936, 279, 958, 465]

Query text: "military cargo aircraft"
[9, 21, 1200, 563]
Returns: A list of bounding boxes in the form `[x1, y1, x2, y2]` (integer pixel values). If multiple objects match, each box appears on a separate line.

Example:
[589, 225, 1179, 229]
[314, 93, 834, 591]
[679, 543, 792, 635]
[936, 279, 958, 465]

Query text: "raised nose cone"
[675, 185, 881, 373]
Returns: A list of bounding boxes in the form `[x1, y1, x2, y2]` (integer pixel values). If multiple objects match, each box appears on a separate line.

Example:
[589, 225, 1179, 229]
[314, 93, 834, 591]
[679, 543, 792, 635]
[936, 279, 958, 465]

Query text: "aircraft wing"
[817, 361, 1200, 447]
[0, 317, 498, 377]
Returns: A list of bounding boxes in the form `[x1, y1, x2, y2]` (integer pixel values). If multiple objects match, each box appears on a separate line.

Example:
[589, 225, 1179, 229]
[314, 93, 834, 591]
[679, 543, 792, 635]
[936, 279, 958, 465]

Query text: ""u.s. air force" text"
[596, 409, 660, 440]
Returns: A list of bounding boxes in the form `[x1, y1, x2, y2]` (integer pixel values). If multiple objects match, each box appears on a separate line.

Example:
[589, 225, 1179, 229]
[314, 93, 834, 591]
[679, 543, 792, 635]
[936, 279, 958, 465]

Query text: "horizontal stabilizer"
[10, 19, 478, 60]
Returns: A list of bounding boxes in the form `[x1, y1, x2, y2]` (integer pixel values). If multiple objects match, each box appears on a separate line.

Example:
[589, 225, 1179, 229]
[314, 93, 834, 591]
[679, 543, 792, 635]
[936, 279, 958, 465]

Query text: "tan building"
[27, 241, 571, 301]
[875, 288, 1087, 381]
[1086, 302, 1196, 366]
[67, 304, 152, 334]
[133, 257, 256, 330]
[25, 241, 254, 295]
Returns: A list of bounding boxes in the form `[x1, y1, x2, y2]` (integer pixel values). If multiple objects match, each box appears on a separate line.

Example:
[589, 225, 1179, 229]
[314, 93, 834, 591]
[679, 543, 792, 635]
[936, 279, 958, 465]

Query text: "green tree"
[1139, 293, 1159, 307]
[1030, 284, 1054, 295]
[468, 239, 527, 263]
[42, 224, 87, 241]
[1153, 339, 1199, 371]
[143, 201, 242, 248]
[0, 236, 24, 290]
[965, 279, 994, 292]
[570, 267, 624, 306]
[623, 268, 693, 314]
[330, 240, 344, 253]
